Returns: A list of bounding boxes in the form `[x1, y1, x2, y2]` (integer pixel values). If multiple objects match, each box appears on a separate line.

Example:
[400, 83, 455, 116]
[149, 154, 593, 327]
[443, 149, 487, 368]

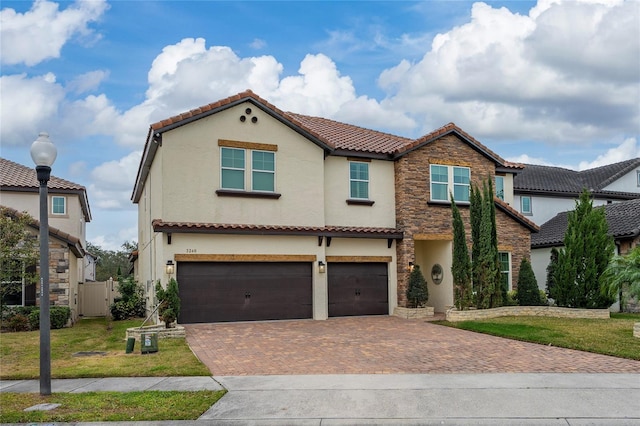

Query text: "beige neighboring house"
[1, 158, 92, 321]
[132, 90, 537, 323]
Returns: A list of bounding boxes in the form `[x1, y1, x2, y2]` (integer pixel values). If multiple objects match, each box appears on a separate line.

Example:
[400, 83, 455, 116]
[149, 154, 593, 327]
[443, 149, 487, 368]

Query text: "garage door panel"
[177, 262, 312, 323]
[328, 263, 388, 317]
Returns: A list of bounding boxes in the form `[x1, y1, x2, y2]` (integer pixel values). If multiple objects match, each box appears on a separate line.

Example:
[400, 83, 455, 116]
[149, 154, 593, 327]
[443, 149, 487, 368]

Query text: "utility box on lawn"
[141, 332, 158, 354]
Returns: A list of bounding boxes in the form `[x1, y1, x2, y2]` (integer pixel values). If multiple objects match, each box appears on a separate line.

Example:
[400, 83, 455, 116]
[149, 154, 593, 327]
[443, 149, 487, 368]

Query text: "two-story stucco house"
[132, 90, 537, 323]
[513, 159, 640, 226]
[1, 158, 92, 320]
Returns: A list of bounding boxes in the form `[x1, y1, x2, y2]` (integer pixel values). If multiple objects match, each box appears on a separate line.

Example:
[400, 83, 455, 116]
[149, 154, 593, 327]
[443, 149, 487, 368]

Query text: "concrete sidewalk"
[2, 373, 640, 425]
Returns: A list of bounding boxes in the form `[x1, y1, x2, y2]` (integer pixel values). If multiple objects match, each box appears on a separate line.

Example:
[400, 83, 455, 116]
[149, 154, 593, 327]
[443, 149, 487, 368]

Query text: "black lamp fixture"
[165, 260, 175, 276]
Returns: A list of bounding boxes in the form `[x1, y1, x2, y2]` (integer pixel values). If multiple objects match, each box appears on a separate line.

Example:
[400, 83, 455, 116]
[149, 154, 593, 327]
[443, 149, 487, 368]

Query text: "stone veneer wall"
[394, 133, 532, 307]
[393, 306, 435, 319]
[126, 324, 186, 341]
[36, 241, 71, 307]
[446, 306, 610, 322]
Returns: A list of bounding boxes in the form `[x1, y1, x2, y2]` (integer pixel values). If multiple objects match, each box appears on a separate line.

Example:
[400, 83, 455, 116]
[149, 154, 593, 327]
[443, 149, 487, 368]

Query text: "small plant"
[517, 258, 543, 306]
[109, 276, 146, 320]
[27, 306, 71, 329]
[406, 265, 428, 308]
[156, 278, 181, 328]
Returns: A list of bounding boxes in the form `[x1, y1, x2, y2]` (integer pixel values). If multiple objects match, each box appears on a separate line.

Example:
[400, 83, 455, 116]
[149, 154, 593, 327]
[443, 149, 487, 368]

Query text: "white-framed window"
[252, 150, 275, 192]
[637, 170, 640, 187]
[349, 162, 369, 199]
[430, 164, 470, 202]
[495, 176, 505, 200]
[498, 252, 511, 292]
[221, 147, 276, 192]
[521, 196, 532, 215]
[51, 196, 66, 215]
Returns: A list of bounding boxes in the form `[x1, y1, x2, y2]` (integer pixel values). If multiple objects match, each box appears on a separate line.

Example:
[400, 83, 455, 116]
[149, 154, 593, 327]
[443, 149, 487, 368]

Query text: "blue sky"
[1, 0, 639, 250]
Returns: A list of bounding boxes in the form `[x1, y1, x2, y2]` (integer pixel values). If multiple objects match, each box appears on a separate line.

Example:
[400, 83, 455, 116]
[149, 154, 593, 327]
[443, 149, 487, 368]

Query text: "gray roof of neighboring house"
[0, 157, 92, 221]
[531, 198, 640, 248]
[514, 158, 640, 199]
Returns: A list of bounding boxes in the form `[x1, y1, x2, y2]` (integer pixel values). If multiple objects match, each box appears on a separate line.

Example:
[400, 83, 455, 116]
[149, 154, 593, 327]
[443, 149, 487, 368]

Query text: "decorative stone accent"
[634, 322, 640, 339]
[445, 306, 610, 322]
[393, 306, 435, 319]
[126, 324, 186, 341]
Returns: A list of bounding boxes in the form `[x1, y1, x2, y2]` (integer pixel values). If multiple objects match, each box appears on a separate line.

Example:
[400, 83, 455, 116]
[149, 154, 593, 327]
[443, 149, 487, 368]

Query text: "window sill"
[216, 189, 281, 199]
[427, 200, 470, 207]
[346, 199, 375, 206]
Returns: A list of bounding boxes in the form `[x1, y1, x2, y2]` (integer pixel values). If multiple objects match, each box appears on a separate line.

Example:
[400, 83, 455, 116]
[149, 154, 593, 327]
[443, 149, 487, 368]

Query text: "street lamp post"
[30, 132, 57, 396]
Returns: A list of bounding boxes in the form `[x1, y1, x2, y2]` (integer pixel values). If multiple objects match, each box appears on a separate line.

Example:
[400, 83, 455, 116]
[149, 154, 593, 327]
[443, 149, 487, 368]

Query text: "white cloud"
[578, 137, 640, 170]
[89, 150, 141, 210]
[67, 70, 108, 94]
[0, 73, 65, 145]
[0, 0, 109, 66]
[250, 38, 267, 49]
[378, 0, 639, 143]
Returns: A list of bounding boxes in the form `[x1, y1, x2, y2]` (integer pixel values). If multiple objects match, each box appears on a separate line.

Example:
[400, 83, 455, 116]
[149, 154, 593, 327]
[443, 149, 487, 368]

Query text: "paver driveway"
[184, 316, 640, 376]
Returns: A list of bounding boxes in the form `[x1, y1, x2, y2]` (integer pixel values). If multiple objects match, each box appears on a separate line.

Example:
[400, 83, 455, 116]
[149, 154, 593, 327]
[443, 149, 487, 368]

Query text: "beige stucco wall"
[414, 239, 453, 313]
[501, 173, 515, 207]
[157, 103, 326, 227]
[324, 156, 396, 228]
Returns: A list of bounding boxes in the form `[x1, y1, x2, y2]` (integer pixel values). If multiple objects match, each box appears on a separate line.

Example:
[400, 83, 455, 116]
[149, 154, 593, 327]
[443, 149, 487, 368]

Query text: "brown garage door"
[177, 262, 312, 323]
[328, 262, 388, 317]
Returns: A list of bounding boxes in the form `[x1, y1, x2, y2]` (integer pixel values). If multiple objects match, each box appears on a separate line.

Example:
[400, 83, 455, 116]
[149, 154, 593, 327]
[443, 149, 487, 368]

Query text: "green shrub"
[1, 306, 38, 331]
[406, 265, 428, 308]
[505, 290, 518, 306]
[517, 258, 543, 306]
[156, 278, 181, 327]
[27, 306, 71, 329]
[109, 276, 146, 320]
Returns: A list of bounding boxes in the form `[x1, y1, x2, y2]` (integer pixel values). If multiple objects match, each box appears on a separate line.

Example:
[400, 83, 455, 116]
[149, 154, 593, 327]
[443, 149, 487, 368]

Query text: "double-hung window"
[521, 196, 532, 215]
[349, 162, 369, 199]
[430, 164, 470, 202]
[52, 196, 66, 215]
[221, 147, 246, 190]
[0, 260, 36, 306]
[495, 176, 505, 200]
[220, 147, 276, 192]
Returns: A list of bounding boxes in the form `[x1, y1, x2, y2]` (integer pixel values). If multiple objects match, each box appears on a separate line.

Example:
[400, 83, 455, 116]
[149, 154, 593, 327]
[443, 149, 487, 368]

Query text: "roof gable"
[0, 158, 92, 222]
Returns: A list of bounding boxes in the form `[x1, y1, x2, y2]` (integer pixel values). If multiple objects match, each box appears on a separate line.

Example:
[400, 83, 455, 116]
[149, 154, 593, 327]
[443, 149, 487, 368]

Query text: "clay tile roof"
[514, 158, 640, 198]
[286, 113, 412, 154]
[395, 122, 507, 165]
[1, 205, 84, 257]
[1, 157, 86, 191]
[494, 197, 539, 232]
[151, 219, 403, 238]
[531, 198, 640, 248]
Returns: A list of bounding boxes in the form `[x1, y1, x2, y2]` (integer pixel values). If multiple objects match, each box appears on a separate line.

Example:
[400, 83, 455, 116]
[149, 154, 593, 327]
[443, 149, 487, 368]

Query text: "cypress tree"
[469, 184, 483, 305]
[546, 247, 559, 300]
[451, 194, 472, 310]
[485, 180, 503, 308]
[553, 189, 615, 308]
[406, 265, 428, 308]
[517, 258, 542, 306]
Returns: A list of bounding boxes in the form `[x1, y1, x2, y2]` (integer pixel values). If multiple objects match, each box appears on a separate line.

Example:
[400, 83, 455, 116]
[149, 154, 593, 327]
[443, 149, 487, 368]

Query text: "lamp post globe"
[30, 131, 56, 396]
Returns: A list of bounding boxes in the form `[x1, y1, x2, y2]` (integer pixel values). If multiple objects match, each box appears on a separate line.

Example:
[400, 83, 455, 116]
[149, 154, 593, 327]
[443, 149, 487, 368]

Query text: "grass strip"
[433, 312, 640, 360]
[0, 390, 225, 423]
[0, 318, 210, 379]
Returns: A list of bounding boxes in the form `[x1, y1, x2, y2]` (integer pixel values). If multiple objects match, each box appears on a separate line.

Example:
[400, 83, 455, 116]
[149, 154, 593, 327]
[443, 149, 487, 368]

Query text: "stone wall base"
[446, 306, 610, 322]
[393, 306, 435, 319]
[126, 324, 186, 341]
[634, 322, 640, 339]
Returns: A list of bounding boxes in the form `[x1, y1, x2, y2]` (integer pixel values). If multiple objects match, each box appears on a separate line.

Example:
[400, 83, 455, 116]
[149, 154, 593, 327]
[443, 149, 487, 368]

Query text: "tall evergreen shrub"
[517, 258, 543, 306]
[451, 195, 472, 310]
[406, 265, 428, 308]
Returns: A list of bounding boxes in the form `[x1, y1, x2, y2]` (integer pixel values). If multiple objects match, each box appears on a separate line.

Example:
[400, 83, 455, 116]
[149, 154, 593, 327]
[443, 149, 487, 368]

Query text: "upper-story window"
[521, 196, 532, 215]
[495, 176, 505, 200]
[349, 162, 369, 199]
[51, 196, 66, 215]
[637, 170, 640, 187]
[430, 164, 470, 202]
[220, 147, 276, 192]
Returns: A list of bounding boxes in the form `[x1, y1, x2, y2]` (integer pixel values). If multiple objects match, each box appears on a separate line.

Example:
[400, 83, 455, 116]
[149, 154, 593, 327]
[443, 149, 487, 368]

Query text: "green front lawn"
[0, 317, 210, 379]
[434, 312, 640, 360]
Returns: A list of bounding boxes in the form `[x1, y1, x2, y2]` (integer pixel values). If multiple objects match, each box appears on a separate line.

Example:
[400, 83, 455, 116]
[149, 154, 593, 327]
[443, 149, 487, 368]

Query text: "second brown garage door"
[328, 262, 388, 317]
[177, 262, 312, 323]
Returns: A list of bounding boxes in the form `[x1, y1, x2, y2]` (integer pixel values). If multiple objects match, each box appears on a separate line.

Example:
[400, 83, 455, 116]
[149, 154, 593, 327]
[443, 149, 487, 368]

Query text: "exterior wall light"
[165, 260, 175, 276]
[318, 261, 326, 273]
[409, 261, 415, 272]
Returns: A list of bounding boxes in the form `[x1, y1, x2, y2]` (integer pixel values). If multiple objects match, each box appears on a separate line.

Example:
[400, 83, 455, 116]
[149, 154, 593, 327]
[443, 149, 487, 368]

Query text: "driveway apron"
[184, 316, 640, 376]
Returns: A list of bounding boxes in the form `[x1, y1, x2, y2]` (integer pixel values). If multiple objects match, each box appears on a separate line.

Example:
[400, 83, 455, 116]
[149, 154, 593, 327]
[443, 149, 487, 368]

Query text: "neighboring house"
[132, 90, 538, 323]
[530, 198, 640, 306]
[513, 159, 640, 226]
[1, 158, 92, 321]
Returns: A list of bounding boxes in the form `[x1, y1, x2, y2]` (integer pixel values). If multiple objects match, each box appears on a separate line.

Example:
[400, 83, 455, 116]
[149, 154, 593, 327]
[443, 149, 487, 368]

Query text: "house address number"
[186, 249, 197, 253]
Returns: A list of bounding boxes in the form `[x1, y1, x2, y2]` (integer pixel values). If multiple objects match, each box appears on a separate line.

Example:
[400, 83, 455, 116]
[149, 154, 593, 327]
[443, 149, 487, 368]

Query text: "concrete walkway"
[2, 373, 640, 425]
